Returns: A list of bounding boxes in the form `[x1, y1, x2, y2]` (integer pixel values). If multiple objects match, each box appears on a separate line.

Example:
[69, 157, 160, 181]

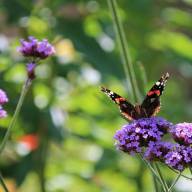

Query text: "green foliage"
[0, 0, 192, 191]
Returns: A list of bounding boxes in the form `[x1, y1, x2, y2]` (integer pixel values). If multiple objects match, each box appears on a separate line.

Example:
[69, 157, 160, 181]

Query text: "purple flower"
[165, 145, 192, 171]
[0, 89, 8, 104]
[170, 123, 192, 145]
[27, 62, 36, 80]
[18, 36, 55, 59]
[114, 117, 172, 155]
[0, 89, 8, 118]
[0, 108, 7, 118]
[144, 141, 173, 161]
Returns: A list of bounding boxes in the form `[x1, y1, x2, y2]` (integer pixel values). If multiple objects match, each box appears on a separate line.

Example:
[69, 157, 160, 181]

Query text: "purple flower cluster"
[114, 117, 172, 155]
[144, 141, 172, 161]
[18, 36, 55, 60]
[114, 117, 192, 171]
[165, 145, 192, 171]
[0, 89, 8, 118]
[170, 123, 192, 145]
[18, 36, 55, 80]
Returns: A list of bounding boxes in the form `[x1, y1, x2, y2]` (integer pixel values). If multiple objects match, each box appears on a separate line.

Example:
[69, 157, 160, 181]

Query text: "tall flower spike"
[114, 117, 172, 155]
[170, 123, 192, 145]
[18, 36, 55, 60]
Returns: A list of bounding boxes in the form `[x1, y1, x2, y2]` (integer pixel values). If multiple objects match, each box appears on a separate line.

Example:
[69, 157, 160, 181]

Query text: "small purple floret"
[18, 36, 55, 59]
[170, 123, 192, 145]
[27, 62, 36, 80]
[114, 117, 172, 155]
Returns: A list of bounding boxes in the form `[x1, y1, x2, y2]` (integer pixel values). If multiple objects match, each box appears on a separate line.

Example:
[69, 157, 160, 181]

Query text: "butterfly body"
[101, 73, 169, 121]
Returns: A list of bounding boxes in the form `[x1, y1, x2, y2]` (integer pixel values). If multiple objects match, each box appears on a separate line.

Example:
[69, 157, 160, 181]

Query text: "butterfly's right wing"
[141, 72, 169, 117]
[101, 87, 137, 121]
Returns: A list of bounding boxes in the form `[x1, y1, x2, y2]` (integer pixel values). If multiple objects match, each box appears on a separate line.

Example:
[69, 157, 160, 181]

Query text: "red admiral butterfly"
[101, 73, 169, 121]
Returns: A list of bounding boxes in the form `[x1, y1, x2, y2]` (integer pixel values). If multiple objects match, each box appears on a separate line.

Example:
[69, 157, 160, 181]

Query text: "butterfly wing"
[141, 72, 169, 117]
[101, 86, 137, 121]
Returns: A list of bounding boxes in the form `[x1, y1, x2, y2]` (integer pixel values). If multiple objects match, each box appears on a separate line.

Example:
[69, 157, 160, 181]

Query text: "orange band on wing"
[115, 97, 126, 103]
[147, 90, 160, 96]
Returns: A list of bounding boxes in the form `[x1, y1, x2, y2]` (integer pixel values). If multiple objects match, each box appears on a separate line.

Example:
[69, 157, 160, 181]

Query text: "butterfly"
[101, 73, 169, 121]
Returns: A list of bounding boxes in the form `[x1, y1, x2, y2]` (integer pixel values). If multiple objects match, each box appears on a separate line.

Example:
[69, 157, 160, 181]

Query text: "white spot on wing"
[156, 82, 160, 86]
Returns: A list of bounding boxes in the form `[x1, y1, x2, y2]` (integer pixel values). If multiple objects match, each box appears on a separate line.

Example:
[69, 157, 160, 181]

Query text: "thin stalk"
[0, 173, 9, 192]
[107, 0, 140, 103]
[152, 172, 159, 192]
[167, 165, 192, 180]
[189, 167, 192, 175]
[168, 172, 181, 192]
[154, 163, 169, 192]
[138, 155, 166, 192]
[0, 78, 31, 154]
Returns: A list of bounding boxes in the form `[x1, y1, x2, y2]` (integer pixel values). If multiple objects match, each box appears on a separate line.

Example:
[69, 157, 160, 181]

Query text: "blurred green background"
[0, 0, 192, 191]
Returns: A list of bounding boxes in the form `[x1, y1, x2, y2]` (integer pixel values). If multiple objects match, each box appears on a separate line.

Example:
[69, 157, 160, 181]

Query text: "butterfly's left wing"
[101, 87, 137, 121]
[141, 72, 169, 117]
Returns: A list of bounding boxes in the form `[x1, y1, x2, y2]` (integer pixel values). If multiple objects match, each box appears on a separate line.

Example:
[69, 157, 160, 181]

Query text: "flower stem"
[154, 163, 169, 192]
[152, 172, 159, 192]
[167, 165, 192, 180]
[0, 78, 32, 154]
[138, 154, 166, 192]
[168, 172, 181, 192]
[0, 173, 9, 192]
[189, 167, 192, 175]
[107, 0, 140, 103]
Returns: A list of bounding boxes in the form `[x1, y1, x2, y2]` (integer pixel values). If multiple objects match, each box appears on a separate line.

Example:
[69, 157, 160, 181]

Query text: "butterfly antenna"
[101, 86, 109, 93]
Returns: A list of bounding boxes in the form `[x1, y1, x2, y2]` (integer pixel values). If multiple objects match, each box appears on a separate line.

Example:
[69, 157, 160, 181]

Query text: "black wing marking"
[141, 72, 169, 117]
[101, 86, 137, 121]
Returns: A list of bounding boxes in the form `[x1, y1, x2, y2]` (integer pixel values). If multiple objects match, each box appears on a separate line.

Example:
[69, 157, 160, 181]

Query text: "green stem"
[189, 167, 192, 175]
[152, 172, 159, 192]
[154, 163, 169, 192]
[107, 0, 140, 103]
[0, 78, 32, 154]
[0, 173, 9, 192]
[168, 172, 181, 192]
[138, 155, 166, 192]
[167, 165, 192, 180]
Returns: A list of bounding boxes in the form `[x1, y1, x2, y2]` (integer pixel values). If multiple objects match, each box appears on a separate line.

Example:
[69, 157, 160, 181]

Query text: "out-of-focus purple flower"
[170, 123, 192, 145]
[0, 89, 8, 104]
[165, 145, 192, 171]
[18, 36, 55, 59]
[27, 62, 36, 80]
[0, 107, 7, 118]
[0, 89, 8, 118]
[114, 117, 172, 155]
[144, 141, 173, 161]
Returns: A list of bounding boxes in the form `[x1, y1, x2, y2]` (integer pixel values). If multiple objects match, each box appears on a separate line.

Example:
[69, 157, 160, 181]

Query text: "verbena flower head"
[165, 145, 192, 171]
[144, 141, 173, 161]
[170, 123, 192, 145]
[114, 117, 172, 155]
[0, 89, 8, 118]
[18, 36, 55, 60]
